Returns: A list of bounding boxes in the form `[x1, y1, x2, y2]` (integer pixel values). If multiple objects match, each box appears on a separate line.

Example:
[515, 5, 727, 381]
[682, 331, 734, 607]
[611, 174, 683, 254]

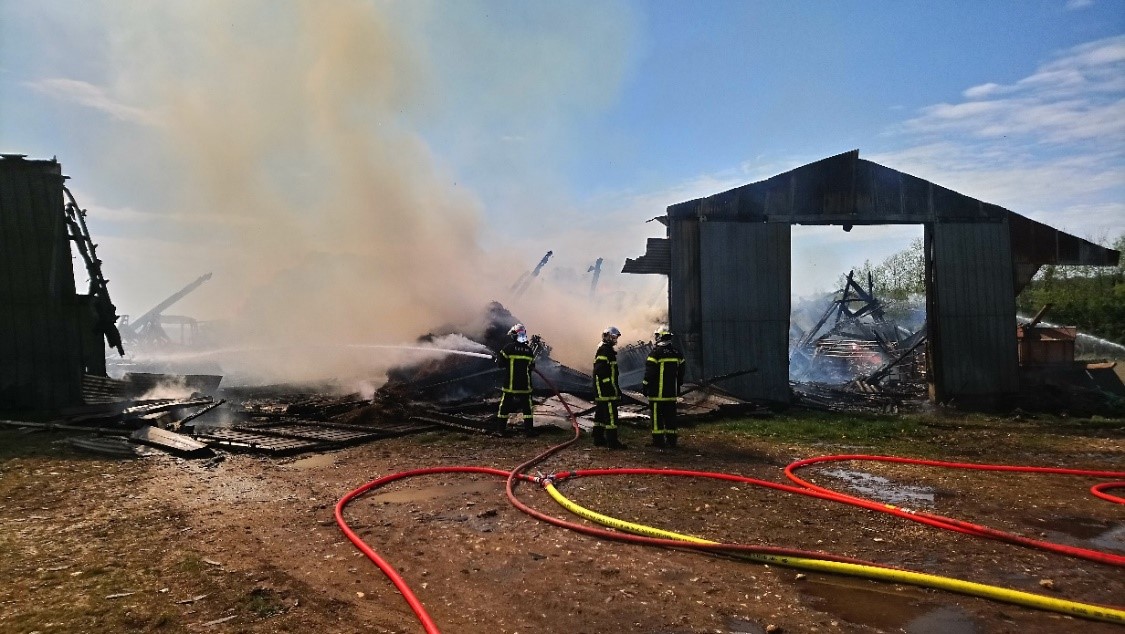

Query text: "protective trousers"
[649, 400, 677, 448]
[494, 392, 533, 436]
[592, 400, 625, 448]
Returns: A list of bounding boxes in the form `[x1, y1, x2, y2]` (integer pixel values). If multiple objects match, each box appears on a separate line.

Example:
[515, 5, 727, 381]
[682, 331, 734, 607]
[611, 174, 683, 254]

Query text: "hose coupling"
[532, 470, 555, 486]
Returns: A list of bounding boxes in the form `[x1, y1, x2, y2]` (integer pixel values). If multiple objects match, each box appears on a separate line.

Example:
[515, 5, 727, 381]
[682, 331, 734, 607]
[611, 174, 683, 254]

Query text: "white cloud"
[963, 82, 1005, 99]
[1065, 0, 1095, 10]
[874, 35, 1125, 243]
[899, 35, 1125, 147]
[25, 78, 160, 126]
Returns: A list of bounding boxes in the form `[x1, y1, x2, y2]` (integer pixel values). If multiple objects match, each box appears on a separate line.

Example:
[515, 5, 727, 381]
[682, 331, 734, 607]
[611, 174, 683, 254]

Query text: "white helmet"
[653, 325, 672, 343]
[508, 323, 528, 343]
[602, 326, 621, 344]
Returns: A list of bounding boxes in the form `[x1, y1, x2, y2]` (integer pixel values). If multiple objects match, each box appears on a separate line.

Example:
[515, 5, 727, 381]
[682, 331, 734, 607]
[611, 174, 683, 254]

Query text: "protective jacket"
[592, 342, 620, 401]
[643, 341, 685, 401]
[496, 340, 535, 394]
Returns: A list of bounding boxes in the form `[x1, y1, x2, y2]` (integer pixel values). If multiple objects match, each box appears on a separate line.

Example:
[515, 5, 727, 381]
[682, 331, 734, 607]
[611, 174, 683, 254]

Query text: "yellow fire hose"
[542, 482, 1125, 625]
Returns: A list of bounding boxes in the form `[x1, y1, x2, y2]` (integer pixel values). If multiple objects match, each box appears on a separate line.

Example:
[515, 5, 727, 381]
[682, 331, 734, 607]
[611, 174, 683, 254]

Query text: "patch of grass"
[715, 411, 925, 445]
[414, 431, 448, 445]
[176, 554, 207, 574]
[244, 587, 286, 618]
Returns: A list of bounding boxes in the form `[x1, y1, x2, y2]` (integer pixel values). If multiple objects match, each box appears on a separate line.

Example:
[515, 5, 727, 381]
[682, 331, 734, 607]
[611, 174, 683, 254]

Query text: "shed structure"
[0, 155, 120, 414]
[623, 150, 1119, 404]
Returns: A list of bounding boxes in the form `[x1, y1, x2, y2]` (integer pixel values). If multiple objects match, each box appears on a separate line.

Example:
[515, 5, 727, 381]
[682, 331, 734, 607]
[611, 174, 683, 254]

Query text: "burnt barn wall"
[641, 151, 1118, 405]
[926, 220, 1019, 398]
[689, 221, 791, 402]
[0, 156, 92, 413]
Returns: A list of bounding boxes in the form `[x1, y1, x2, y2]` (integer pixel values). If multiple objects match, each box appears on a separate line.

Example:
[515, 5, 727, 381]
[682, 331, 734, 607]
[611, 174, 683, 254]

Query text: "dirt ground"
[1, 411, 1123, 634]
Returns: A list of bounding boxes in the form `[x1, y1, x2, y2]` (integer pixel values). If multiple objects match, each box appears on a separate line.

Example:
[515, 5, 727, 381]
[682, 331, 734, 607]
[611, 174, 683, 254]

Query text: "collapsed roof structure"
[623, 150, 1120, 405]
[790, 270, 927, 388]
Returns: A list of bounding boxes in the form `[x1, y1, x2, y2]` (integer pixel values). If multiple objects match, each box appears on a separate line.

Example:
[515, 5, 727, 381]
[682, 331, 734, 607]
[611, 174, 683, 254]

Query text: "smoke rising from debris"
[92, 1, 653, 384]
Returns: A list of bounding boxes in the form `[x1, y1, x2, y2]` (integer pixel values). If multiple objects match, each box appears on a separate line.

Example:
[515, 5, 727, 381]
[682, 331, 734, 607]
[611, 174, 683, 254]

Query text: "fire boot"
[650, 433, 666, 448]
[665, 434, 678, 449]
[522, 419, 539, 437]
[491, 415, 511, 437]
[605, 428, 627, 450]
[591, 426, 606, 446]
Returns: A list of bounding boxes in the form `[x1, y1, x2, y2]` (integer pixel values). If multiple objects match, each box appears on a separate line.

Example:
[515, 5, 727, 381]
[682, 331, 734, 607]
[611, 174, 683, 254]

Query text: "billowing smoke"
[84, 1, 653, 385]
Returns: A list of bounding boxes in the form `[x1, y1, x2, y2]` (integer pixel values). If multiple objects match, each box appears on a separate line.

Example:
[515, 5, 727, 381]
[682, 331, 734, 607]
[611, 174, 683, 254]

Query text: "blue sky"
[1, 1, 1123, 371]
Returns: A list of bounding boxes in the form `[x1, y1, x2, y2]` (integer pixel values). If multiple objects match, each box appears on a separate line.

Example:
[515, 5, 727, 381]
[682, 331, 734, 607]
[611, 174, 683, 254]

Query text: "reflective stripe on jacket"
[642, 342, 685, 401]
[497, 341, 535, 394]
[592, 342, 620, 401]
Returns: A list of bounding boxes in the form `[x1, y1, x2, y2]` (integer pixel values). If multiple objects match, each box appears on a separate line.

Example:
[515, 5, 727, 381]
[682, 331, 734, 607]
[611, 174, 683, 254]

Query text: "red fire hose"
[336, 370, 1125, 632]
[784, 454, 1125, 566]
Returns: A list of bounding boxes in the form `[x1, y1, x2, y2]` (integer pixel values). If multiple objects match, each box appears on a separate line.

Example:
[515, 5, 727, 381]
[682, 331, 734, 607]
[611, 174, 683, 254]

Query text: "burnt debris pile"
[790, 271, 929, 412]
[374, 300, 767, 435]
[380, 301, 597, 403]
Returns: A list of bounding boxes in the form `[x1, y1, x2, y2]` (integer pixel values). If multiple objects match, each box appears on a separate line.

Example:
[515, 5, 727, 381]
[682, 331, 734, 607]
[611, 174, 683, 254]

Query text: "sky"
[2, 0, 1123, 383]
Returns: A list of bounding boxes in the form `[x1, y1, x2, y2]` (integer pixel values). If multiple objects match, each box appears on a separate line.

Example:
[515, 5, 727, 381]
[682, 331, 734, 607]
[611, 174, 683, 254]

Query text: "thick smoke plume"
[94, 1, 656, 385]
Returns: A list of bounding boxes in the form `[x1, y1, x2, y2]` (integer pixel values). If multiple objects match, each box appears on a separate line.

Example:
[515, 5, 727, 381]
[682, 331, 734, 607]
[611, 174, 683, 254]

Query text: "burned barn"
[0, 155, 124, 414]
[624, 150, 1120, 405]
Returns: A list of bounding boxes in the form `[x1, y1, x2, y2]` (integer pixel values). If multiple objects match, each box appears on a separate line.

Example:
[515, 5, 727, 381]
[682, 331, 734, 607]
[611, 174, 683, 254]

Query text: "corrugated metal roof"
[1010, 212, 1120, 267]
[669, 150, 1010, 225]
[621, 237, 670, 275]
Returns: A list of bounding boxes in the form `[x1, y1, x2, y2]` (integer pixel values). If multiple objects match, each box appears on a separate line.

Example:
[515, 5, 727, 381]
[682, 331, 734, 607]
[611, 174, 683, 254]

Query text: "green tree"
[843, 233, 1124, 344]
[1016, 231, 1124, 344]
[839, 238, 924, 300]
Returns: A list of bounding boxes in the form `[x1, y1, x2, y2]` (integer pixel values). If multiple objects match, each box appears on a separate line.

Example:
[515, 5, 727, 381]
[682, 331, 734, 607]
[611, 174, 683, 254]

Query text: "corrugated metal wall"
[640, 152, 1118, 404]
[0, 156, 87, 412]
[669, 218, 702, 381]
[927, 220, 1019, 396]
[698, 222, 791, 401]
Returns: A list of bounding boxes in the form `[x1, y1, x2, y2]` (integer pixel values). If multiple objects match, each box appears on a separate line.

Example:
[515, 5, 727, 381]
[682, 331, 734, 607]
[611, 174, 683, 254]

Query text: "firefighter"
[642, 325, 685, 448]
[591, 326, 627, 449]
[491, 323, 537, 437]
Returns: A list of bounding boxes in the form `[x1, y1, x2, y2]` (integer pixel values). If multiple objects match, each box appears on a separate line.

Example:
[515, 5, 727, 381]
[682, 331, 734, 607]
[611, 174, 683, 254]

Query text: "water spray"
[113, 344, 495, 362]
[345, 345, 493, 359]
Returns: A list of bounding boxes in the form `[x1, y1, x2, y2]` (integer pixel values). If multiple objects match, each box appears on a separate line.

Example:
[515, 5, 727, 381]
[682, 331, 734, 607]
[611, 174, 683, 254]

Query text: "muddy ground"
[1, 410, 1123, 634]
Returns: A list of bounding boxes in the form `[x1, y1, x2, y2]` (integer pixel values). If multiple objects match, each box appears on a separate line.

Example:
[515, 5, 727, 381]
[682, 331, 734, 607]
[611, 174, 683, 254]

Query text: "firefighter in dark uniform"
[491, 323, 537, 437]
[591, 326, 627, 449]
[642, 326, 685, 448]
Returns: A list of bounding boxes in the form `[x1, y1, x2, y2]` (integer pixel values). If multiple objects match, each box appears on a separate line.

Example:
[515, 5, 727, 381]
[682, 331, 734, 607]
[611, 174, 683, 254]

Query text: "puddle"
[1034, 516, 1125, 552]
[903, 605, 980, 633]
[797, 576, 978, 632]
[820, 468, 935, 506]
[1093, 524, 1125, 552]
[370, 479, 502, 504]
[725, 618, 765, 634]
